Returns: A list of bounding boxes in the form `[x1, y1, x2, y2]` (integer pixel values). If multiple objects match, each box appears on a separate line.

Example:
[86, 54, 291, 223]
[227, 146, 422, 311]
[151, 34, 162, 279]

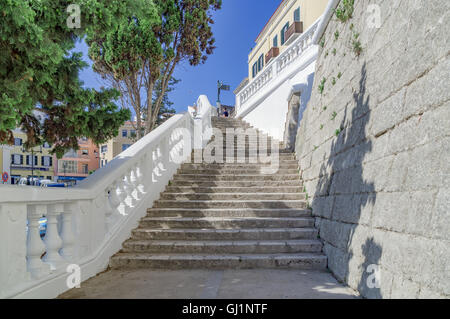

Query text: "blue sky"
[78, 0, 281, 114]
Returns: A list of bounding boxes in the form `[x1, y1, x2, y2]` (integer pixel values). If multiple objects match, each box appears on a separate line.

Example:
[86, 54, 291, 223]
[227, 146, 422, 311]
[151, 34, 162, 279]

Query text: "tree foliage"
[0, 0, 132, 157]
[87, 0, 222, 137]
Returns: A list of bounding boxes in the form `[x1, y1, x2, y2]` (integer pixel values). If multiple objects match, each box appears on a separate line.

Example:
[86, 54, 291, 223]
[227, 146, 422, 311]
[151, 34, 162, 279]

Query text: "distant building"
[0, 130, 55, 185]
[247, 0, 328, 81]
[54, 138, 100, 185]
[99, 121, 138, 167]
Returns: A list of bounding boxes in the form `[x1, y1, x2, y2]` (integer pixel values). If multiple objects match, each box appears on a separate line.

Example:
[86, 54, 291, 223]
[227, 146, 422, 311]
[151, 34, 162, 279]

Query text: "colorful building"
[247, 0, 328, 80]
[0, 130, 55, 185]
[54, 138, 100, 185]
[99, 121, 137, 168]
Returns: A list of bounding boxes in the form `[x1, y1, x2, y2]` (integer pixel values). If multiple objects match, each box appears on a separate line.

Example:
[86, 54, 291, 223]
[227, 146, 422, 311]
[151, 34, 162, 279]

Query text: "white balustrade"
[0, 95, 215, 299]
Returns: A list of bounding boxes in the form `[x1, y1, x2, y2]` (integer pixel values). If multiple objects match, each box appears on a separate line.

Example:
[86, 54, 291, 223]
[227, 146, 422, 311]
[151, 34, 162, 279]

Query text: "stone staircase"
[110, 117, 327, 270]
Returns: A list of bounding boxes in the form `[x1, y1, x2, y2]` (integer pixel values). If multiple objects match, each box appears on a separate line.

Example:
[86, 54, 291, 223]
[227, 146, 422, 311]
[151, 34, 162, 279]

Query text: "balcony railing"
[284, 21, 303, 46]
[236, 18, 320, 115]
[265, 47, 280, 64]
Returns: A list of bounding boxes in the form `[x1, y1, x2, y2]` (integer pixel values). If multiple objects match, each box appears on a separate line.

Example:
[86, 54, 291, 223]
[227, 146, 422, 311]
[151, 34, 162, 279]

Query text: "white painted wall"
[241, 55, 317, 141]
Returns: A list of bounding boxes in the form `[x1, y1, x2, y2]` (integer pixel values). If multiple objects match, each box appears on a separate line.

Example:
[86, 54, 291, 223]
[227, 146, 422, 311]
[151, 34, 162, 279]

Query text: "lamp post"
[23, 145, 43, 185]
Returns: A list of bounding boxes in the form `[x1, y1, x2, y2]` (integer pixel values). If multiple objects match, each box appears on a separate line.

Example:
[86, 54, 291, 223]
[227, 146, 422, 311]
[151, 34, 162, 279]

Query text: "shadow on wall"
[298, 72, 315, 126]
[312, 63, 382, 298]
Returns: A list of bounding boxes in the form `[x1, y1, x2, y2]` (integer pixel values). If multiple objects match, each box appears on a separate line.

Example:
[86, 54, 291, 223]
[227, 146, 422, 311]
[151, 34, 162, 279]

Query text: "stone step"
[173, 174, 301, 181]
[164, 186, 303, 194]
[170, 180, 304, 187]
[139, 216, 313, 228]
[188, 154, 297, 162]
[132, 227, 318, 240]
[121, 239, 323, 254]
[180, 162, 299, 169]
[177, 168, 299, 175]
[110, 253, 327, 270]
[146, 208, 311, 218]
[159, 193, 306, 201]
[154, 200, 308, 209]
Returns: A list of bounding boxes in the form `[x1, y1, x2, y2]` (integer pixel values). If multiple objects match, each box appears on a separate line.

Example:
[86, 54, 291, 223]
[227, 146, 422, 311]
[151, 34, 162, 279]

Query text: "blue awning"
[57, 176, 86, 181]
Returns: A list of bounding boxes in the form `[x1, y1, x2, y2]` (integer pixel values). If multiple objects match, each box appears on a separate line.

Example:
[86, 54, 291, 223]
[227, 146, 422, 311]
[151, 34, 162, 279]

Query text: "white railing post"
[27, 205, 51, 278]
[43, 204, 65, 270]
[60, 203, 76, 261]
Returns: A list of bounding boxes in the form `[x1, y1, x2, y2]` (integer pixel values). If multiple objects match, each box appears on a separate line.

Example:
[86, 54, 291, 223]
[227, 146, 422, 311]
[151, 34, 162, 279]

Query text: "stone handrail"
[236, 18, 320, 116]
[0, 95, 215, 298]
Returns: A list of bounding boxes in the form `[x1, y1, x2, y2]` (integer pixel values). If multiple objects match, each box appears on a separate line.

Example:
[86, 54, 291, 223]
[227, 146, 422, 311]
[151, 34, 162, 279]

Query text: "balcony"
[284, 21, 303, 46]
[265, 47, 280, 64]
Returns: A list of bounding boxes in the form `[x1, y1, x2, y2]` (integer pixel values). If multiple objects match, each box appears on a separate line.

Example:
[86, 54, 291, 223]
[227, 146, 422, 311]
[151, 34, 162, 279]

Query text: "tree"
[87, 0, 222, 137]
[0, 0, 132, 157]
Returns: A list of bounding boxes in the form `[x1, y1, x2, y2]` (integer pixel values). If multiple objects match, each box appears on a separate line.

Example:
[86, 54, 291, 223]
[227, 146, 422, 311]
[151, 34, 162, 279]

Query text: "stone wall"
[295, 0, 449, 298]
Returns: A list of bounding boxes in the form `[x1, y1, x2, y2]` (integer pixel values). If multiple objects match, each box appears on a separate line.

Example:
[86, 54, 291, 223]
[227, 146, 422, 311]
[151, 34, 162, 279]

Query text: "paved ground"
[58, 269, 358, 299]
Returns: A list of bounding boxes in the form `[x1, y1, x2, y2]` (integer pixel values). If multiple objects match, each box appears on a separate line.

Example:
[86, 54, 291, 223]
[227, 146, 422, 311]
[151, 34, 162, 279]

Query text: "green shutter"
[294, 7, 300, 22]
[273, 35, 278, 47]
[281, 22, 289, 45]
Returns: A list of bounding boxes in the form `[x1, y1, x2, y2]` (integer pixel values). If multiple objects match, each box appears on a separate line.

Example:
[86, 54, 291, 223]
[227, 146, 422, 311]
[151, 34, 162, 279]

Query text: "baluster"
[43, 204, 65, 270]
[117, 177, 128, 215]
[109, 181, 123, 215]
[104, 186, 115, 231]
[60, 203, 76, 261]
[136, 158, 147, 195]
[121, 173, 135, 209]
[26, 205, 50, 279]
[129, 164, 141, 201]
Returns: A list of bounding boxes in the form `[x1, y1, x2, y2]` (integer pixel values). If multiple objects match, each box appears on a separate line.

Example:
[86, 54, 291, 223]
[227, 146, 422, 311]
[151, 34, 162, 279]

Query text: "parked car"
[40, 180, 66, 188]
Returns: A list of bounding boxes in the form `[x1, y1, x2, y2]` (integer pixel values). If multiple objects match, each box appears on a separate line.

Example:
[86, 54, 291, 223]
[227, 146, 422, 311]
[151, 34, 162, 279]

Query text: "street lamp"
[22, 145, 43, 185]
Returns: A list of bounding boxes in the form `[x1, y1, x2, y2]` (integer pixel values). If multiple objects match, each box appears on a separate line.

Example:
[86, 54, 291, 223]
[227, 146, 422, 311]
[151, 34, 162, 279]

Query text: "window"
[122, 144, 132, 152]
[26, 155, 38, 166]
[281, 22, 290, 45]
[14, 138, 22, 146]
[130, 130, 136, 138]
[42, 156, 53, 167]
[252, 62, 258, 78]
[12, 154, 23, 165]
[82, 164, 89, 174]
[258, 54, 264, 72]
[101, 145, 108, 153]
[122, 130, 128, 137]
[59, 160, 77, 174]
[81, 149, 89, 156]
[273, 35, 278, 48]
[294, 7, 301, 22]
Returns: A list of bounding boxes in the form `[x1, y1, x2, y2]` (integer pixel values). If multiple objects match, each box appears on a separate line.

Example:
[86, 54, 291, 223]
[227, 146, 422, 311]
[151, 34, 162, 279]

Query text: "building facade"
[248, 0, 328, 80]
[99, 122, 137, 167]
[0, 130, 55, 184]
[54, 138, 100, 185]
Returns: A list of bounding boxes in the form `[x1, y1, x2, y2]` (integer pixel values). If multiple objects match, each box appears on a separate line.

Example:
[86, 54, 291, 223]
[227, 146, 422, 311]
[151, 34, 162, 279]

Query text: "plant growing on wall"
[318, 78, 326, 94]
[331, 111, 337, 120]
[335, 0, 355, 23]
[334, 30, 340, 41]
